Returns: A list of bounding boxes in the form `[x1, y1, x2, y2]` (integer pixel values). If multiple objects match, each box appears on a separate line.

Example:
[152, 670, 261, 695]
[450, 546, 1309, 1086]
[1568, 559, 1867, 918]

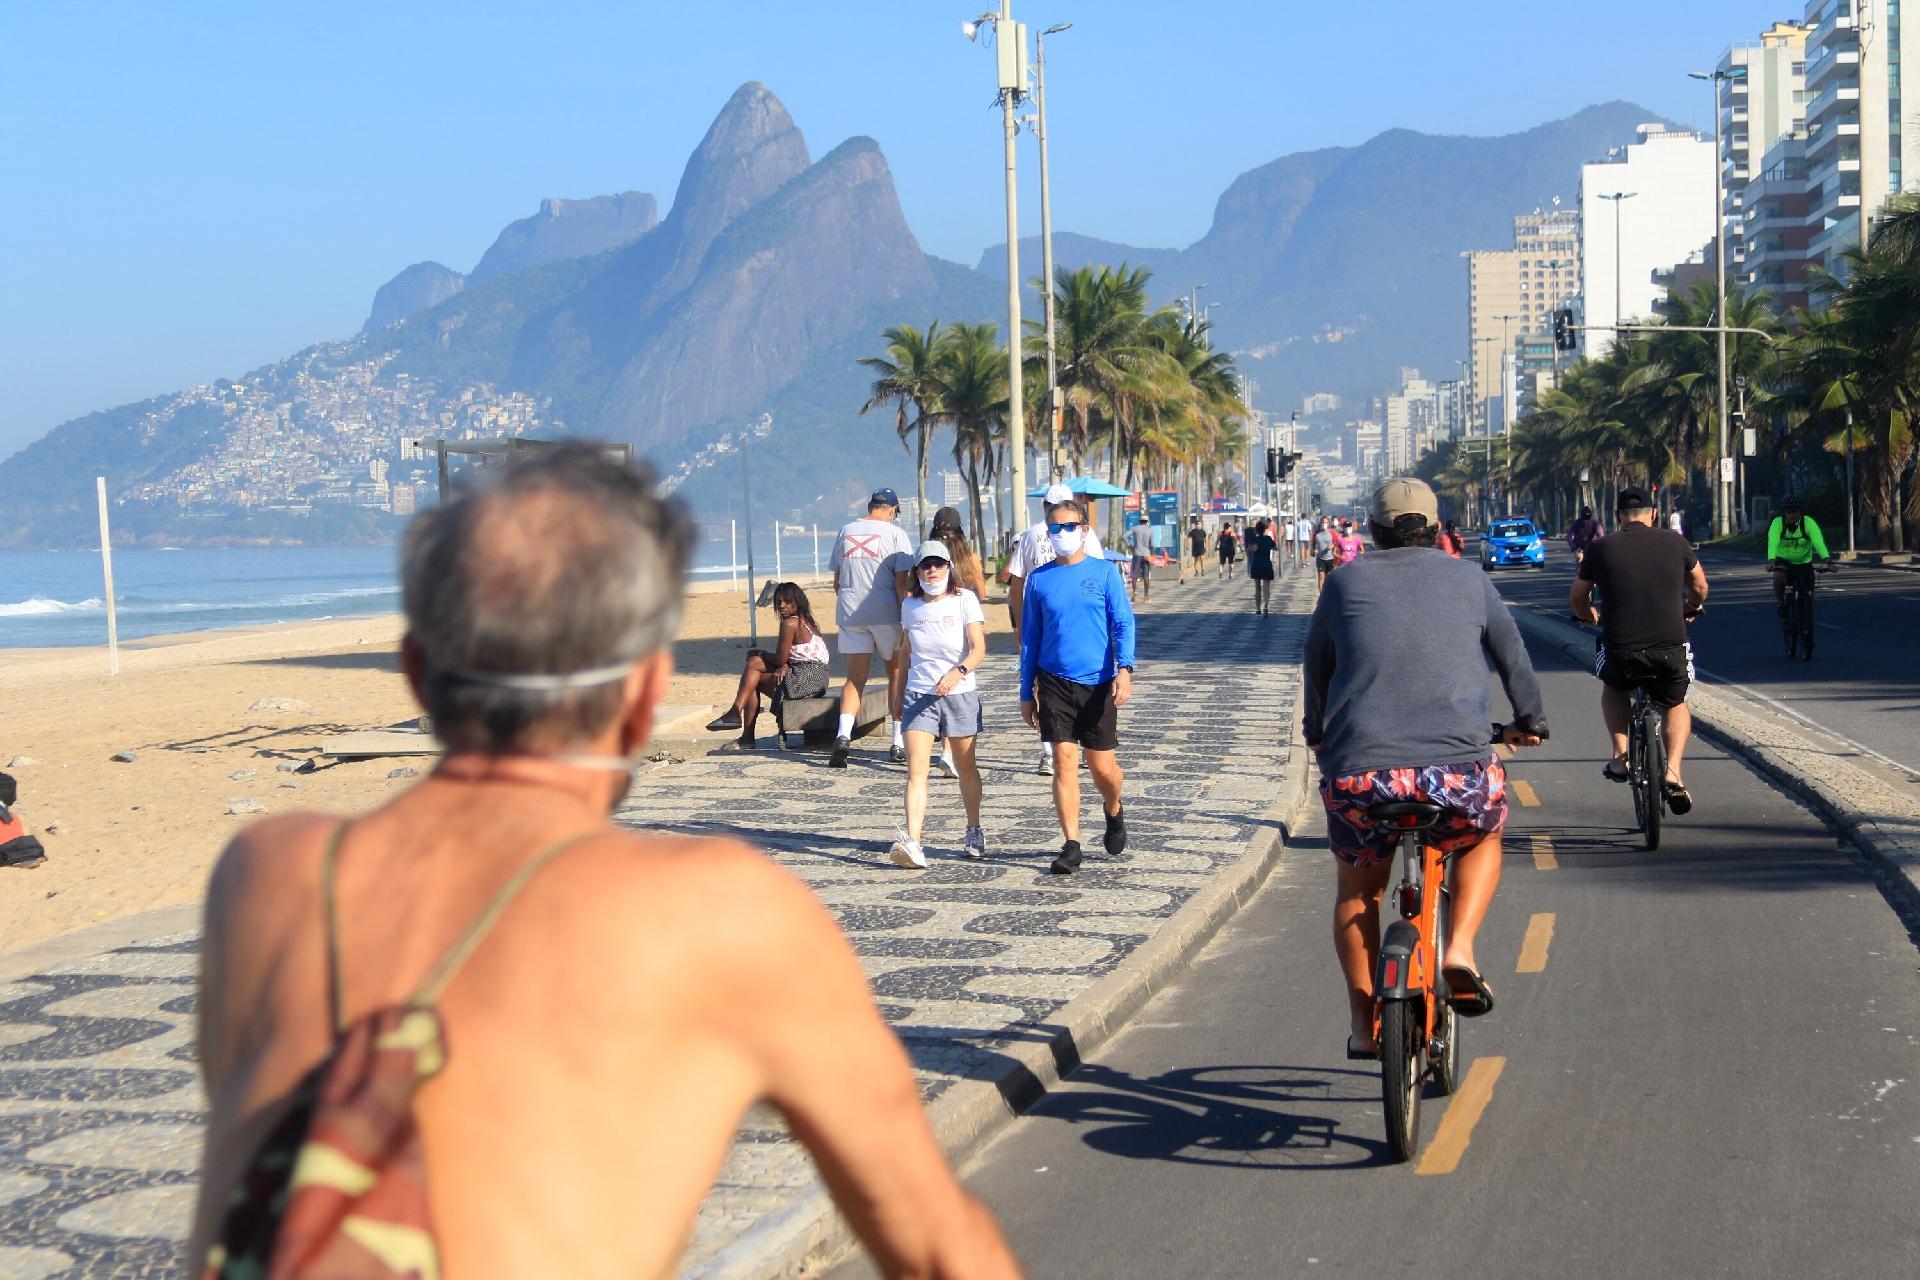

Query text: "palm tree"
[858, 321, 944, 523]
[929, 321, 1008, 553]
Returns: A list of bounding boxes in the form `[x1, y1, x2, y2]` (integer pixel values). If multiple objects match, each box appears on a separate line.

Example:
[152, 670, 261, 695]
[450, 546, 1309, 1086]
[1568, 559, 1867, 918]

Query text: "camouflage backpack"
[202, 824, 594, 1278]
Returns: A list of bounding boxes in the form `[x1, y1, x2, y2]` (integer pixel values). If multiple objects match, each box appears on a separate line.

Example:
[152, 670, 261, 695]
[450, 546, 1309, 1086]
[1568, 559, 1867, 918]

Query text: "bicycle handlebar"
[1491, 721, 1550, 745]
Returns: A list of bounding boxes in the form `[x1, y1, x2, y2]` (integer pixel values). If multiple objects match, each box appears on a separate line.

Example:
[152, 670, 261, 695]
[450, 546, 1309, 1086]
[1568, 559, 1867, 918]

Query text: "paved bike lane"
[830, 647, 1920, 1278]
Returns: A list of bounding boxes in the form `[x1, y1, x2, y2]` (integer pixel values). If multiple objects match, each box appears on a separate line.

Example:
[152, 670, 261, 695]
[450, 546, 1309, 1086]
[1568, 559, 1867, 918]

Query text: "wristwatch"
[954, 664, 970, 676]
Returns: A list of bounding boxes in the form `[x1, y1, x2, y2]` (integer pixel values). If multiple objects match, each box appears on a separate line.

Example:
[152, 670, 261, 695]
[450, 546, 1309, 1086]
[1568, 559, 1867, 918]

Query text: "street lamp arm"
[1575, 323, 1778, 344]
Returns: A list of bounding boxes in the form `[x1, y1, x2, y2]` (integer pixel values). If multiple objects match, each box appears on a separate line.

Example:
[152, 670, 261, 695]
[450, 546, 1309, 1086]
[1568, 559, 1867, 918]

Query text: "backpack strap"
[406, 830, 601, 1007]
[320, 821, 351, 1036]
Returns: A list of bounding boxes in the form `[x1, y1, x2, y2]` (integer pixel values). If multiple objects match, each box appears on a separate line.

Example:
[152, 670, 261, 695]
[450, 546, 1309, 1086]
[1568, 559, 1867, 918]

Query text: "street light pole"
[1035, 23, 1070, 481]
[1692, 68, 1737, 538]
[1599, 191, 1638, 346]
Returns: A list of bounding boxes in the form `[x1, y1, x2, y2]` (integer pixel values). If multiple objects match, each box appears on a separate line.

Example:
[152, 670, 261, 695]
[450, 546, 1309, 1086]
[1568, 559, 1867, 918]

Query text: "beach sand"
[0, 575, 1011, 953]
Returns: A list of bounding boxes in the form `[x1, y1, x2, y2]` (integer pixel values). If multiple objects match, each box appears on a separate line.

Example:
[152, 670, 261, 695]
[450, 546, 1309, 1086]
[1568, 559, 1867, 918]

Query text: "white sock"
[892, 722, 905, 748]
[836, 712, 855, 739]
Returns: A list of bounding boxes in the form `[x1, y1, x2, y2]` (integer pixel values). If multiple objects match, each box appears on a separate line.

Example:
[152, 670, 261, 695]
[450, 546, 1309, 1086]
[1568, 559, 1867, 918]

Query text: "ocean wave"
[0, 596, 104, 617]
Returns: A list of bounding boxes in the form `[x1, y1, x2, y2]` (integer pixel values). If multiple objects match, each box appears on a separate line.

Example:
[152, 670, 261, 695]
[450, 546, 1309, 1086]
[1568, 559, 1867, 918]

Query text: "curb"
[1507, 605, 1920, 917]
[688, 686, 1315, 1280]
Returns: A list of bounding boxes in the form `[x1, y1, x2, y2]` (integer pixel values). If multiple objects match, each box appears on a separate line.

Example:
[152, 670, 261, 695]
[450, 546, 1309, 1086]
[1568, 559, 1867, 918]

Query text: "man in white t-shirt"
[889, 540, 990, 869]
[827, 488, 915, 769]
[1006, 483, 1105, 775]
[1282, 515, 1298, 571]
[1296, 515, 1314, 564]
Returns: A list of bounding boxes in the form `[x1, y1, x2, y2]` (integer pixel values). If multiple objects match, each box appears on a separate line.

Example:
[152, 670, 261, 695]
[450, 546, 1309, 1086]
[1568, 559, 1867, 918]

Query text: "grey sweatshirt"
[1302, 547, 1547, 776]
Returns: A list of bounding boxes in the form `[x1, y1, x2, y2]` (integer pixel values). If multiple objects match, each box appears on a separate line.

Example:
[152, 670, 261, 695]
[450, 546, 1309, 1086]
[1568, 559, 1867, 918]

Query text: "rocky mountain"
[468, 191, 658, 285]
[974, 231, 1179, 279]
[363, 260, 466, 332]
[982, 102, 1667, 412]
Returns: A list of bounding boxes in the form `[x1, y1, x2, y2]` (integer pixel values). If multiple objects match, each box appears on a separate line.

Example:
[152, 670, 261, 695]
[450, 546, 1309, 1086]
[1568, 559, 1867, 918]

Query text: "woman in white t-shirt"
[887, 540, 989, 870]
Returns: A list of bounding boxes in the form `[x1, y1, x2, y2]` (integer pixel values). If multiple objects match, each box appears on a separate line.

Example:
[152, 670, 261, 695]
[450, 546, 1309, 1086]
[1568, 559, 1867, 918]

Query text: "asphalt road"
[830, 650, 1920, 1279]
[1485, 542, 1920, 786]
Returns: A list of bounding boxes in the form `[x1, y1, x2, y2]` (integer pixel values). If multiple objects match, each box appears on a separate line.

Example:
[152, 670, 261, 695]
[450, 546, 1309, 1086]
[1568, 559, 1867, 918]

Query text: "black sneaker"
[1050, 840, 1083, 875]
[828, 736, 850, 768]
[889, 743, 907, 765]
[1104, 807, 1127, 856]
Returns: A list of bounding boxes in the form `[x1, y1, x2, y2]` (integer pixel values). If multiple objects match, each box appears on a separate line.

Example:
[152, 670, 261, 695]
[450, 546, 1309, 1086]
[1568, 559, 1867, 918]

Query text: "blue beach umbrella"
[1026, 474, 1134, 499]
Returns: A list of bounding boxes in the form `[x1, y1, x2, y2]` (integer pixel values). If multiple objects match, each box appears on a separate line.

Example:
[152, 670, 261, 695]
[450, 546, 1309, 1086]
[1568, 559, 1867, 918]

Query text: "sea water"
[0, 525, 837, 649]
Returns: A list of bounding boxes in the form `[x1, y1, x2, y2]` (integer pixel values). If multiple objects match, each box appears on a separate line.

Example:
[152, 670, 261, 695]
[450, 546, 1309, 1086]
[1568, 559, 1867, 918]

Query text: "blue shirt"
[1018, 554, 1136, 699]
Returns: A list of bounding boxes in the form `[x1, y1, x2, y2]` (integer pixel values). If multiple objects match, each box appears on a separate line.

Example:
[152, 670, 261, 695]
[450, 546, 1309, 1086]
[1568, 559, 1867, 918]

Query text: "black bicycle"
[1627, 686, 1664, 851]
[1777, 560, 1835, 661]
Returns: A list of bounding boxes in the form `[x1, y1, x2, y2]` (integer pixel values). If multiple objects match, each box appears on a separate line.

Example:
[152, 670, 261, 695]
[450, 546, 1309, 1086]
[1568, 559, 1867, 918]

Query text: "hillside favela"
[3, 3, 1919, 1278]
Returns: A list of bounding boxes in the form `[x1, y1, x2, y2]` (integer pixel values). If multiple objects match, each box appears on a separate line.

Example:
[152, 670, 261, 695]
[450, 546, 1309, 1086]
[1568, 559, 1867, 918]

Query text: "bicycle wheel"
[1629, 712, 1650, 834]
[1783, 589, 1802, 659]
[1642, 704, 1665, 852]
[1380, 998, 1424, 1162]
[1430, 892, 1460, 1096]
[1799, 586, 1816, 662]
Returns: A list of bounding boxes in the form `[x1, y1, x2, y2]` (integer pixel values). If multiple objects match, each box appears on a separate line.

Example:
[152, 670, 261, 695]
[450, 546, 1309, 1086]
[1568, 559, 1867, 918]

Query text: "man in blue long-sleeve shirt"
[1019, 498, 1137, 874]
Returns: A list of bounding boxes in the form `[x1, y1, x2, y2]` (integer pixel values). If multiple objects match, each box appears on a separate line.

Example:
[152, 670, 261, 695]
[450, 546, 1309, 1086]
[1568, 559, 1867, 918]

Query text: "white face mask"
[1049, 528, 1084, 557]
[920, 570, 950, 596]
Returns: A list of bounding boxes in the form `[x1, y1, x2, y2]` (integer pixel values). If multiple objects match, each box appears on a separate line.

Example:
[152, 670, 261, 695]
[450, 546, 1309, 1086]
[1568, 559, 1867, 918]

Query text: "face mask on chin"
[1049, 528, 1084, 557]
[921, 571, 950, 596]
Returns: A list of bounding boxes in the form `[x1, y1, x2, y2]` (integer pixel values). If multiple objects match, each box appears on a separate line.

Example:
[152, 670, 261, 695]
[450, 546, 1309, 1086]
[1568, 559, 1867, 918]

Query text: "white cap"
[1043, 483, 1075, 506]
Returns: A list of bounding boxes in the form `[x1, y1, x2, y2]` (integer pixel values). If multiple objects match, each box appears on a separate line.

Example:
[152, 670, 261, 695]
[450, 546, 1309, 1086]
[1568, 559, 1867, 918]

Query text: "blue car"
[1480, 518, 1546, 570]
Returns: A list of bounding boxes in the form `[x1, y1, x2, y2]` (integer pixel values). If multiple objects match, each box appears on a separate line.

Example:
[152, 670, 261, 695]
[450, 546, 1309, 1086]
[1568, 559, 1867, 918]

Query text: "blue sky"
[1, 0, 1778, 458]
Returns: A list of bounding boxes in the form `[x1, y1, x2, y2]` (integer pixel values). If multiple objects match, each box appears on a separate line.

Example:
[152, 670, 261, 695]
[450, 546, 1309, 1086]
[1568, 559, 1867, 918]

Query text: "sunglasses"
[916, 558, 950, 571]
[1047, 521, 1084, 534]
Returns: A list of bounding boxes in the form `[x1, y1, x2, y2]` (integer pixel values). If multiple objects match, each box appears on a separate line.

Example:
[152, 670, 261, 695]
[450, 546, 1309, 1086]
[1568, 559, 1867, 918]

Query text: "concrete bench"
[774, 685, 888, 750]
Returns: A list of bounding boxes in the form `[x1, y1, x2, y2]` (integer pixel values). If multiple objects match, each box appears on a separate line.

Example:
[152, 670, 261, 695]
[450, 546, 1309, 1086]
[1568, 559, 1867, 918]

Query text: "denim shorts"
[901, 688, 984, 739]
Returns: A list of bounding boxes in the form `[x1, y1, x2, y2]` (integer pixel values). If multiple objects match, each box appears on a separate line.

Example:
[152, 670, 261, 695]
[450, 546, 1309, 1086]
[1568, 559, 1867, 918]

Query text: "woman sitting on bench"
[707, 581, 830, 748]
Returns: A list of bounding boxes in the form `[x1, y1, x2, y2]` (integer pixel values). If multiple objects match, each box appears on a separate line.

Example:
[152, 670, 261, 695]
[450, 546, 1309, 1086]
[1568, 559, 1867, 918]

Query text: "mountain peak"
[660, 82, 811, 282]
[469, 191, 659, 285]
[362, 260, 465, 333]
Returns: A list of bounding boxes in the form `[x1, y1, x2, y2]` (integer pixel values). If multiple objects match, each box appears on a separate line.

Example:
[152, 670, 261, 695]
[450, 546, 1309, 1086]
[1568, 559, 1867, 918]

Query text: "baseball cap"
[1616, 486, 1652, 511]
[1370, 477, 1438, 527]
[931, 505, 965, 532]
[1043, 482, 1075, 507]
[914, 539, 951, 565]
[869, 487, 900, 508]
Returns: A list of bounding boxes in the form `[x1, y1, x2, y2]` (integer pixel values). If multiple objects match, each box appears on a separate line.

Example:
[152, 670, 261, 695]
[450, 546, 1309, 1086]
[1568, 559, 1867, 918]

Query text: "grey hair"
[401, 443, 694, 754]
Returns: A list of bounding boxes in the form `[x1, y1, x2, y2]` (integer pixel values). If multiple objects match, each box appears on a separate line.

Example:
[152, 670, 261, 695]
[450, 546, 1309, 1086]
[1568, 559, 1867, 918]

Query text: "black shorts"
[1595, 641, 1693, 709]
[1035, 670, 1120, 751]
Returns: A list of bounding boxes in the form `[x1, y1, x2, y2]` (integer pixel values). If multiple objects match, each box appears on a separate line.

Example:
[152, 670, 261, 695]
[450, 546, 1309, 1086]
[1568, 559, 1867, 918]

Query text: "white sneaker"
[932, 753, 958, 779]
[887, 833, 928, 869]
[964, 826, 988, 859]
[1037, 747, 1055, 776]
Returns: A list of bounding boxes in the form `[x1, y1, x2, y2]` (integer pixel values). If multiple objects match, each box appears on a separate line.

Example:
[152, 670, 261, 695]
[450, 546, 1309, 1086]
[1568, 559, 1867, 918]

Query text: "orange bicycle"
[1368, 724, 1542, 1162]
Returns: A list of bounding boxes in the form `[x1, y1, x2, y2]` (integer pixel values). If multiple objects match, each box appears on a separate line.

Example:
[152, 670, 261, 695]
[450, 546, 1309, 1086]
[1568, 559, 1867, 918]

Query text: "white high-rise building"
[1802, 0, 1920, 275]
[1718, 22, 1814, 272]
[1579, 125, 1717, 359]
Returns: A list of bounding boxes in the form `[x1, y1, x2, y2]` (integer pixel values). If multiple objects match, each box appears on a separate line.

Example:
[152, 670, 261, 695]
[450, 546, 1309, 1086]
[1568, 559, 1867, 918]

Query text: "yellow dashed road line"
[1516, 912, 1555, 973]
[1530, 833, 1557, 870]
[1416, 1056, 1507, 1176]
[1510, 779, 1539, 807]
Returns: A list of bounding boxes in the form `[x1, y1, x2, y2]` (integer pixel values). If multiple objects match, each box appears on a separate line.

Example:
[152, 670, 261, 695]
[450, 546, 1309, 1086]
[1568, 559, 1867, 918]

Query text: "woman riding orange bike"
[1304, 478, 1547, 1058]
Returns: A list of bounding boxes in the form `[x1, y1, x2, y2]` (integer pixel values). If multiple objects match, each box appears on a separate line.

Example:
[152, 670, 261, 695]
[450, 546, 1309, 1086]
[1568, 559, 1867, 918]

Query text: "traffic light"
[1552, 309, 1576, 352]
[1265, 447, 1280, 484]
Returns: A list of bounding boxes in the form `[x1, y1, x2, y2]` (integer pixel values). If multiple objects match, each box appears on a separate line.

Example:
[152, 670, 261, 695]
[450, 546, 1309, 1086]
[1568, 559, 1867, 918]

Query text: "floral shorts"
[1319, 758, 1509, 869]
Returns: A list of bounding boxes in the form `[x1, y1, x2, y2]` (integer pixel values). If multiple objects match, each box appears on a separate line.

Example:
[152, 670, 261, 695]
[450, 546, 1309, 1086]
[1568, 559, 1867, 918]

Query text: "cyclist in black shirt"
[1570, 486, 1709, 814]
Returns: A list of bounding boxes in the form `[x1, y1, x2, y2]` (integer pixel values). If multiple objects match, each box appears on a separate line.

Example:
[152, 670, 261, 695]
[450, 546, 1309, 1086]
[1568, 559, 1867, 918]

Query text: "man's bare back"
[190, 446, 1017, 1279]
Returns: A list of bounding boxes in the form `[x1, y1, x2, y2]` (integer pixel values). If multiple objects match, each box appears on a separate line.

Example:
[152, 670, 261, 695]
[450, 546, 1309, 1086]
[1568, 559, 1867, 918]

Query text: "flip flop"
[1442, 965, 1496, 1018]
[1662, 779, 1693, 816]
[1602, 759, 1632, 784]
[1345, 1035, 1380, 1061]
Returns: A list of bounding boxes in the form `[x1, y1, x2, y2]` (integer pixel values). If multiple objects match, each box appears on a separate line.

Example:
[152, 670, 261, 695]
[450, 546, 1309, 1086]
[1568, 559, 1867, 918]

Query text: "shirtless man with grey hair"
[190, 444, 1019, 1279]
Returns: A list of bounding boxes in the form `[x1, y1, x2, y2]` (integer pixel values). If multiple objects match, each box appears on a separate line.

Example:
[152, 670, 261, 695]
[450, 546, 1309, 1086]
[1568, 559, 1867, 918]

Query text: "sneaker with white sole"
[1037, 747, 1054, 776]
[887, 833, 928, 869]
[932, 754, 959, 779]
[963, 826, 987, 859]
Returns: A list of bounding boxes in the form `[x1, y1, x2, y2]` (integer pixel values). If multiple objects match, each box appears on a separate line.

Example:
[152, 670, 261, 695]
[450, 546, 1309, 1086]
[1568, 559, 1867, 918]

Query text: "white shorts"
[838, 623, 902, 658]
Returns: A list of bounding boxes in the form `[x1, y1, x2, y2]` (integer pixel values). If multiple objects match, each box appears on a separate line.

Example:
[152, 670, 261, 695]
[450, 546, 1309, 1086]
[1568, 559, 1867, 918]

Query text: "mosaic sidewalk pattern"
[0, 568, 1311, 1277]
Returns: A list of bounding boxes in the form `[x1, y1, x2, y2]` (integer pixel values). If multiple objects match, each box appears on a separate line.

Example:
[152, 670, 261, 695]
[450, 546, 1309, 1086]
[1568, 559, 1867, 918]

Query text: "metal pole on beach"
[774, 521, 782, 578]
[742, 436, 758, 648]
[730, 520, 739, 591]
[95, 476, 119, 676]
[813, 525, 820, 578]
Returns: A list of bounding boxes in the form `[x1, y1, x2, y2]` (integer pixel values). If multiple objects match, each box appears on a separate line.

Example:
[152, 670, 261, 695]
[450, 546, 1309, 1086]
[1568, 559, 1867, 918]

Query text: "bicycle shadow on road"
[1013, 1060, 1397, 1170]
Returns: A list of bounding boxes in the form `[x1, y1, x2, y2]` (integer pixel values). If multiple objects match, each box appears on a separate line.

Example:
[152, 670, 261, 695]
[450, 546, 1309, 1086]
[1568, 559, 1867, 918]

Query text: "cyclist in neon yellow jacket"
[1766, 496, 1831, 616]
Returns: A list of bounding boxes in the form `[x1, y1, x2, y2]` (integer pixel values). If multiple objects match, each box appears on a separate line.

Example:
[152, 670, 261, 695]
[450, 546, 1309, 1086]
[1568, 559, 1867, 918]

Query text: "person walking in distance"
[910, 507, 989, 781]
[1313, 516, 1338, 591]
[188, 445, 1020, 1279]
[888, 541, 990, 869]
[1019, 498, 1137, 875]
[1007, 483, 1105, 777]
[1125, 516, 1156, 603]
[1187, 518, 1208, 582]
[1246, 517, 1279, 616]
[1296, 513, 1315, 566]
[828, 488, 915, 769]
[1216, 521, 1238, 580]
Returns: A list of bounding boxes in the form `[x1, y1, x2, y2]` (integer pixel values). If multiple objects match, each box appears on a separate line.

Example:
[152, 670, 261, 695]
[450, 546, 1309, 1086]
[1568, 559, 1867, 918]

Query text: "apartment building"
[1718, 22, 1814, 271]
[1744, 131, 1817, 309]
[1579, 125, 1717, 359]
[1802, 0, 1920, 274]
[1464, 207, 1579, 427]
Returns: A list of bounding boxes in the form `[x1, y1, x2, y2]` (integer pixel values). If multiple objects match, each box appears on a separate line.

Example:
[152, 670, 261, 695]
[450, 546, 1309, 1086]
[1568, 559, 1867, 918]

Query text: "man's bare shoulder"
[550, 830, 833, 947]
[207, 812, 338, 917]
